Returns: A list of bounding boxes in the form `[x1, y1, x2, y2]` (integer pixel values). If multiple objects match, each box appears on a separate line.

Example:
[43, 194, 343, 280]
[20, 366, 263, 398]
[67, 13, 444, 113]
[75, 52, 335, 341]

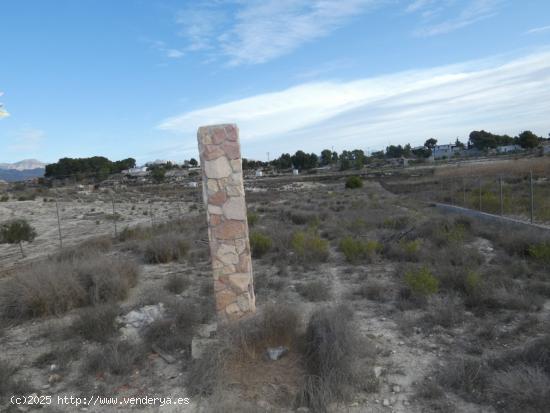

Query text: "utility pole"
[55, 197, 63, 249]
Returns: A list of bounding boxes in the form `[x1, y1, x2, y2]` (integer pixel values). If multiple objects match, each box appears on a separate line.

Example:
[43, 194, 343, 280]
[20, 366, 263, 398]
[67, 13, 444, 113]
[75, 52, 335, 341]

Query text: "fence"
[0, 185, 203, 271]
[383, 171, 550, 226]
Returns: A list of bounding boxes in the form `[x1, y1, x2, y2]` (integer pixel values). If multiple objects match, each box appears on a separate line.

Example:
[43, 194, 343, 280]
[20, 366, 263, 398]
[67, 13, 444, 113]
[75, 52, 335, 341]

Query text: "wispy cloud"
[149, 40, 185, 59]
[158, 50, 550, 155]
[175, 0, 377, 66]
[525, 25, 550, 35]
[0, 91, 9, 119]
[8, 129, 45, 152]
[410, 0, 503, 37]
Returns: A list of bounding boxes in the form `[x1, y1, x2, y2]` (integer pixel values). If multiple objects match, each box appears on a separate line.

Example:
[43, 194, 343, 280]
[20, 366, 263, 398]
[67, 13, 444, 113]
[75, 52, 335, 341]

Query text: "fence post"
[479, 178, 482, 211]
[499, 177, 503, 216]
[530, 171, 534, 224]
[55, 197, 63, 249]
[111, 197, 118, 237]
[463, 177, 466, 207]
[149, 204, 154, 226]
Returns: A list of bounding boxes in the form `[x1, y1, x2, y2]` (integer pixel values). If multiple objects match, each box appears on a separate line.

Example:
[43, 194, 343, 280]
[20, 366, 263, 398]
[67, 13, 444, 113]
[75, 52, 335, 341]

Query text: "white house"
[496, 145, 522, 154]
[433, 144, 462, 159]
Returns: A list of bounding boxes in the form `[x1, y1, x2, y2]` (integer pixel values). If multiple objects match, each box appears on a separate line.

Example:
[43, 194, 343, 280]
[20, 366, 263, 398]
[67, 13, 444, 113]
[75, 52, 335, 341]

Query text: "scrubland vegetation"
[1, 173, 550, 412]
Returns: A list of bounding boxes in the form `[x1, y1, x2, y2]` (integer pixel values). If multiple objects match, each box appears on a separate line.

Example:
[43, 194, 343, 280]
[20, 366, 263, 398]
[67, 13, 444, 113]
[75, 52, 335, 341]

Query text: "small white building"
[497, 145, 522, 153]
[123, 166, 149, 176]
[433, 144, 462, 160]
[293, 169, 299, 175]
[255, 170, 263, 177]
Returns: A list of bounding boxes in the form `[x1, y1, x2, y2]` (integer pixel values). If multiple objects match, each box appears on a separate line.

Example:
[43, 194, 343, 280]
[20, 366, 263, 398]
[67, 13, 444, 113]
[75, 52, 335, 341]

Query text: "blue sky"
[1, 0, 550, 164]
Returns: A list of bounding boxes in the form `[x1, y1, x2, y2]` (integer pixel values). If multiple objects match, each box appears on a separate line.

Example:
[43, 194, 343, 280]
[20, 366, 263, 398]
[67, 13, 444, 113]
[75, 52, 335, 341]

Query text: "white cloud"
[8, 129, 45, 152]
[150, 40, 185, 59]
[158, 50, 550, 155]
[175, 0, 377, 65]
[0, 91, 9, 119]
[525, 25, 550, 35]
[410, 0, 503, 36]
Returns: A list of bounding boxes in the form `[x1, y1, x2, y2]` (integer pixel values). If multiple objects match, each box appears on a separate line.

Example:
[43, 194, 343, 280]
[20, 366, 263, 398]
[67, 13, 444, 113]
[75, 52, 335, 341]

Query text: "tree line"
[45, 156, 137, 180]
[243, 130, 547, 171]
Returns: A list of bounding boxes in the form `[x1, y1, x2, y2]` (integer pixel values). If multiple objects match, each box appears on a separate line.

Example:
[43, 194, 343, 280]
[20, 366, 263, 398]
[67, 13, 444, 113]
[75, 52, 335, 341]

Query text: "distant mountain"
[0, 159, 46, 171]
[0, 159, 46, 182]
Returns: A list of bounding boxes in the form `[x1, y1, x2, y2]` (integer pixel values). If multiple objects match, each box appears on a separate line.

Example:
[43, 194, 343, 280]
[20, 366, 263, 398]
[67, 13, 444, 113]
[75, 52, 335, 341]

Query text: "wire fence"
[383, 171, 550, 226]
[0, 185, 203, 270]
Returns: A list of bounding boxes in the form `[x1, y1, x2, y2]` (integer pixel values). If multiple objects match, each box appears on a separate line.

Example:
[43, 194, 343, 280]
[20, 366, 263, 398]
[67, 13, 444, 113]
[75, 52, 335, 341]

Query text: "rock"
[374, 366, 383, 378]
[392, 385, 401, 393]
[118, 303, 165, 328]
[382, 398, 390, 406]
[266, 346, 288, 361]
[49, 364, 58, 372]
[118, 303, 165, 341]
[48, 374, 62, 384]
[296, 408, 310, 413]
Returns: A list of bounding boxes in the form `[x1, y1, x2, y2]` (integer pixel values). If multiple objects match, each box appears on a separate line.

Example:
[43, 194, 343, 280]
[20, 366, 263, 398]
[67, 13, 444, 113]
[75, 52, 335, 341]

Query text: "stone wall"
[197, 124, 256, 321]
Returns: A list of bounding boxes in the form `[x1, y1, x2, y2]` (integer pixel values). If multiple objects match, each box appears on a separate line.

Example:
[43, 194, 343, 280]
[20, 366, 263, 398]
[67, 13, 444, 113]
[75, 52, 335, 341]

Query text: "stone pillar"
[197, 124, 256, 322]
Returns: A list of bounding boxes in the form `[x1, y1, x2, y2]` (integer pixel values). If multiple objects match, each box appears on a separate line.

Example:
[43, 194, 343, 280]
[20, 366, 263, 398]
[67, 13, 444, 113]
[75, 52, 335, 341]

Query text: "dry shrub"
[164, 273, 190, 294]
[143, 233, 189, 263]
[489, 365, 550, 413]
[53, 236, 112, 262]
[143, 299, 204, 354]
[296, 280, 332, 302]
[352, 280, 388, 302]
[186, 304, 302, 398]
[83, 341, 145, 376]
[0, 256, 138, 321]
[300, 304, 369, 410]
[438, 357, 488, 401]
[422, 294, 465, 329]
[0, 360, 31, 396]
[70, 304, 119, 343]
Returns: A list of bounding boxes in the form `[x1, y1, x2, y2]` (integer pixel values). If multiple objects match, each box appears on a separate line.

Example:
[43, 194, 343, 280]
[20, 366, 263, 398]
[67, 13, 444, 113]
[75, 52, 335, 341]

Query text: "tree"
[291, 151, 318, 170]
[0, 219, 36, 257]
[454, 138, 465, 149]
[189, 158, 198, 167]
[320, 149, 332, 166]
[412, 147, 431, 158]
[385, 145, 405, 158]
[424, 138, 438, 150]
[469, 130, 514, 150]
[517, 130, 541, 149]
[150, 167, 166, 183]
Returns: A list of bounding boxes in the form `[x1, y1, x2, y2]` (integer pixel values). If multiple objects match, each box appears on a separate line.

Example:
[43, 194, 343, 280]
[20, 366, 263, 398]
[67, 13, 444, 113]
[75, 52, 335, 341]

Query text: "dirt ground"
[1, 177, 549, 412]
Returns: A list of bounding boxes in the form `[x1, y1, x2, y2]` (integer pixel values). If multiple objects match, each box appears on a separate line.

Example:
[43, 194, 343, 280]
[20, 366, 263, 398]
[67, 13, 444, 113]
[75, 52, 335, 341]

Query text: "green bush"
[528, 242, 550, 265]
[404, 267, 439, 297]
[291, 230, 329, 263]
[345, 176, 363, 189]
[401, 239, 421, 255]
[339, 236, 381, 263]
[0, 219, 37, 257]
[465, 271, 482, 295]
[247, 211, 259, 226]
[250, 232, 272, 258]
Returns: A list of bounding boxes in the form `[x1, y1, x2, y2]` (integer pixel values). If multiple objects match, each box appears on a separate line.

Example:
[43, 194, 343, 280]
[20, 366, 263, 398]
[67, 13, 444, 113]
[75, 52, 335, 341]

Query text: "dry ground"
[1, 175, 549, 412]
